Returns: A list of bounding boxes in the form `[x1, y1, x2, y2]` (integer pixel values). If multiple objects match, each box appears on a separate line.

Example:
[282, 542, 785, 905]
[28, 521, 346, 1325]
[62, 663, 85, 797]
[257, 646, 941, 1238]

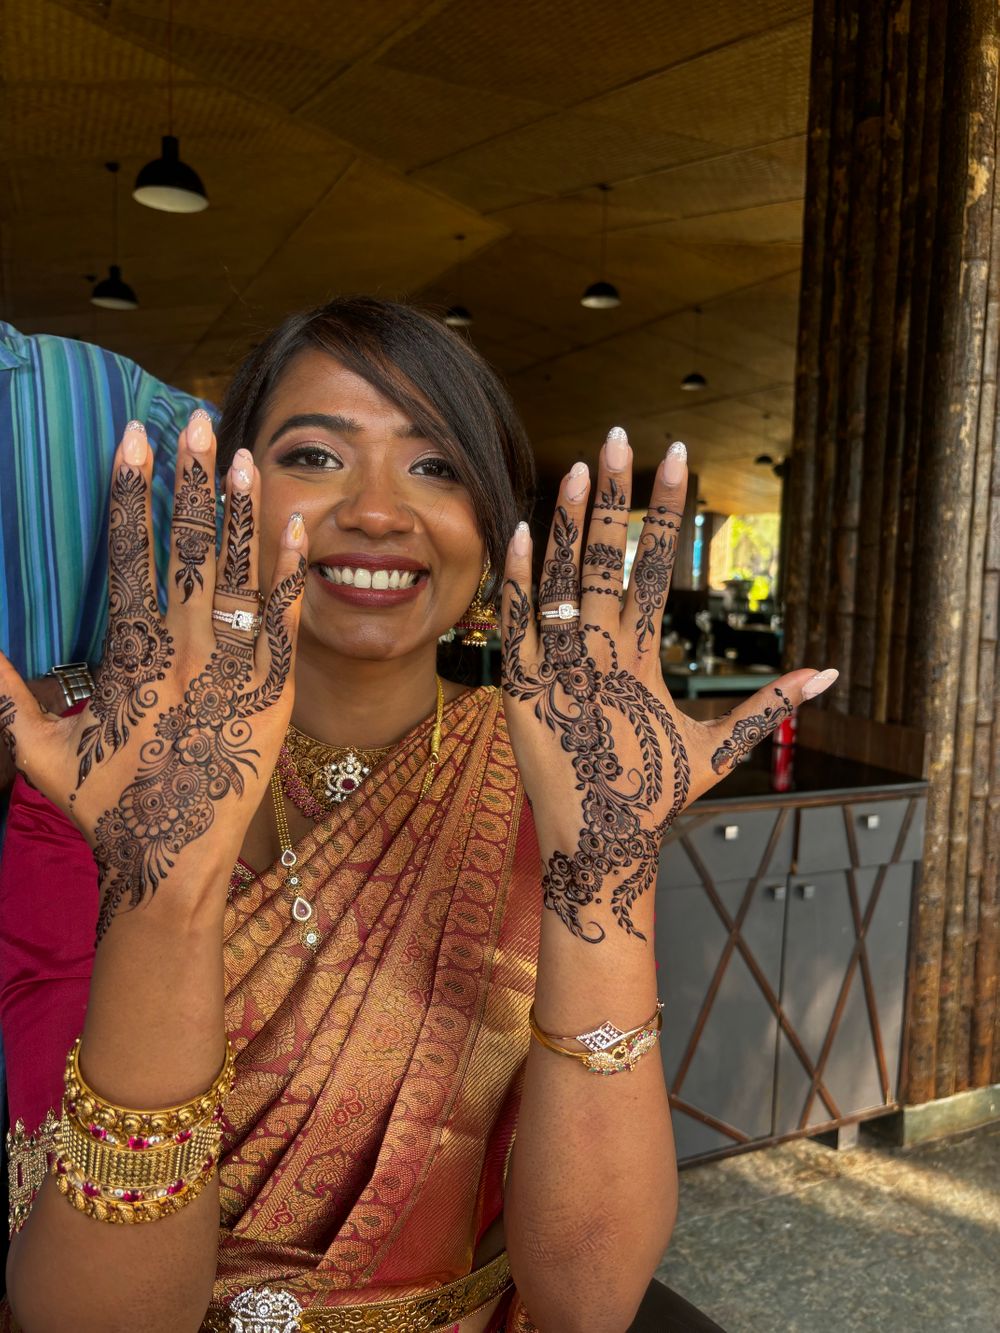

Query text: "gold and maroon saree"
[0, 687, 542, 1331]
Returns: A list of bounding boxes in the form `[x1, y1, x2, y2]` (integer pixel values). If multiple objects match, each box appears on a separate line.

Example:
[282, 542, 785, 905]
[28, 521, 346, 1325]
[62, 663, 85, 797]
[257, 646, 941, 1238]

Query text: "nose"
[329, 465, 416, 539]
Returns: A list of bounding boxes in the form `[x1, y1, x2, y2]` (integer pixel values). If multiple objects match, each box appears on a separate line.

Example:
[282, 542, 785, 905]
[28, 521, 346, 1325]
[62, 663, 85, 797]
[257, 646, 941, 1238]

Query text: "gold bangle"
[528, 1003, 664, 1075]
[63, 1037, 236, 1143]
[58, 1114, 221, 1191]
[52, 1148, 217, 1224]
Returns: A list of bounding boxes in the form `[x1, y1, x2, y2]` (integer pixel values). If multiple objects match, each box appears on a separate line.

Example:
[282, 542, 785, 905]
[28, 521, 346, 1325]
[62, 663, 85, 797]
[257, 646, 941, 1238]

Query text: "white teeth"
[317, 564, 421, 589]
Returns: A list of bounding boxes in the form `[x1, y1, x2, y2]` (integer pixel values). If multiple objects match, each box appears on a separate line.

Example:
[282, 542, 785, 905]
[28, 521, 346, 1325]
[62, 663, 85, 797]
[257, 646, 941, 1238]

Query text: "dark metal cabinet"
[656, 791, 925, 1163]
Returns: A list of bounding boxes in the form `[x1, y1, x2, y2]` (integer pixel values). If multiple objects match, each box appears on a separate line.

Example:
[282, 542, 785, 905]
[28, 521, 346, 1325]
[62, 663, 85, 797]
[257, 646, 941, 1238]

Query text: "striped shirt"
[0, 322, 212, 680]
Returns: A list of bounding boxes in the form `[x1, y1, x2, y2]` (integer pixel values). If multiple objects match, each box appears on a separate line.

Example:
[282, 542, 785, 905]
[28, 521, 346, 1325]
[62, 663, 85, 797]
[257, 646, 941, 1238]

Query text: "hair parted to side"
[217, 297, 536, 602]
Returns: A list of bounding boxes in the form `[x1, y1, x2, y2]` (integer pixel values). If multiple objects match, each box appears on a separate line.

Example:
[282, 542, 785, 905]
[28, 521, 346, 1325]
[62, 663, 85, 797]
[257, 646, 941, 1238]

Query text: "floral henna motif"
[710, 688, 793, 774]
[584, 542, 624, 571]
[538, 507, 580, 607]
[92, 559, 305, 938]
[502, 582, 691, 942]
[631, 529, 674, 654]
[173, 459, 216, 602]
[221, 491, 253, 592]
[77, 469, 174, 785]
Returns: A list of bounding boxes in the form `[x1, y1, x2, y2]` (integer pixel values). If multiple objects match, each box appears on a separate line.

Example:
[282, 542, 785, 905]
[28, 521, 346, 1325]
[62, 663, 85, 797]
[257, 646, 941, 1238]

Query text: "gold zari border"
[6, 1109, 58, 1235]
[201, 1252, 511, 1332]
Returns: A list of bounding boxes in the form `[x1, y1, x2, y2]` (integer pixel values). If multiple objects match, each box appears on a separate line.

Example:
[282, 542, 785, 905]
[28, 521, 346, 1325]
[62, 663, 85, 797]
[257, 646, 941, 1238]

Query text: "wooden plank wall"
[787, 0, 1000, 1100]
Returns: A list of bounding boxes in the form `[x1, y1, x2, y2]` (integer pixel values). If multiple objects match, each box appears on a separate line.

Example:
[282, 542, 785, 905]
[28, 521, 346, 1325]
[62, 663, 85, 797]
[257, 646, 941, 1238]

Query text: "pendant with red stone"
[322, 752, 371, 803]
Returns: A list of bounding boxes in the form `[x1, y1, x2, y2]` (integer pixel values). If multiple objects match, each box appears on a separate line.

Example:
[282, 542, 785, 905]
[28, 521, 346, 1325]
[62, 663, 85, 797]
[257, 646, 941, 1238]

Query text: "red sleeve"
[0, 774, 98, 1134]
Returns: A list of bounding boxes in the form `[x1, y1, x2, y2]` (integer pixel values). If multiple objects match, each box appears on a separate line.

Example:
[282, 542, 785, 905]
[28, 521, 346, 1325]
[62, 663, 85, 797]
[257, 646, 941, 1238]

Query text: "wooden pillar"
[789, 0, 1000, 1101]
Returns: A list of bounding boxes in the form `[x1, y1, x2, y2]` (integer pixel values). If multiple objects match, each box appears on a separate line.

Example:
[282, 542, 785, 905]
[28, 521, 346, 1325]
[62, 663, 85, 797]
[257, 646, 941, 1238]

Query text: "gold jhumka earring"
[455, 560, 498, 646]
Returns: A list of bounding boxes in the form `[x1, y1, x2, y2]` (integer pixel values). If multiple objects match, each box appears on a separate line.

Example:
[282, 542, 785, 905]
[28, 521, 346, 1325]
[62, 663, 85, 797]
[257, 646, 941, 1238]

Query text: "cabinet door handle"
[798, 883, 816, 900]
[723, 825, 739, 841]
[768, 885, 787, 902]
[862, 813, 881, 830]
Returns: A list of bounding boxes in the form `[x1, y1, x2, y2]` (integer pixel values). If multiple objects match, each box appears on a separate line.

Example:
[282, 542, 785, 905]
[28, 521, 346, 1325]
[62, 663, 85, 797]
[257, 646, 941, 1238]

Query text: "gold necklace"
[269, 678, 446, 951]
[282, 727, 394, 811]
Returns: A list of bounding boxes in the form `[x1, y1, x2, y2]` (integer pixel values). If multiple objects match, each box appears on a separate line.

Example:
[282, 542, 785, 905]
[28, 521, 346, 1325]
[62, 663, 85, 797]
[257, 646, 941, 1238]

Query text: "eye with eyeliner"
[277, 443, 342, 470]
[411, 455, 459, 481]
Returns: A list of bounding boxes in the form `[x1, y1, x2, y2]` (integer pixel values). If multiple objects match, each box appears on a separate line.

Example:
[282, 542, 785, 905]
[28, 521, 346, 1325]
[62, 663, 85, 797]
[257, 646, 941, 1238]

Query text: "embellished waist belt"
[201, 1251, 511, 1332]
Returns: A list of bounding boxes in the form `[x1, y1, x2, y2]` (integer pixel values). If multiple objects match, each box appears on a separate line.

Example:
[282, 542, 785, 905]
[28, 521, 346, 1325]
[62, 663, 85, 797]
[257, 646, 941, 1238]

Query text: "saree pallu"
[0, 687, 542, 1330]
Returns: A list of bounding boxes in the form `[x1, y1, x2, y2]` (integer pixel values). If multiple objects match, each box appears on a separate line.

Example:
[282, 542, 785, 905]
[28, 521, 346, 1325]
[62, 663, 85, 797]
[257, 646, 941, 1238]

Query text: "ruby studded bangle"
[50, 1036, 235, 1224]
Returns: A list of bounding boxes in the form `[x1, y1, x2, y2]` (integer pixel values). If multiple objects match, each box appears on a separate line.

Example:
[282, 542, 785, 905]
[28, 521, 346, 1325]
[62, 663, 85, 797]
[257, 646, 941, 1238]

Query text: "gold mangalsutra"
[270, 768, 323, 952]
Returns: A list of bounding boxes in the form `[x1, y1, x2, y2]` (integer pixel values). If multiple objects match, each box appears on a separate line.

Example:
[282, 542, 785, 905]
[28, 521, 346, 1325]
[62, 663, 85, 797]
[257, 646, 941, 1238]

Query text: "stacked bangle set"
[51, 1038, 235, 1224]
[529, 1002, 664, 1074]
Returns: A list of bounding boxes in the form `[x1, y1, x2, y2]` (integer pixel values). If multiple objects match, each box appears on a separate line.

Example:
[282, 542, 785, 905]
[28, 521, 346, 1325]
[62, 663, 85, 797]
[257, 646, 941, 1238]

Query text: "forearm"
[505, 853, 676, 1333]
[7, 871, 231, 1333]
[0, 679, 66, 794]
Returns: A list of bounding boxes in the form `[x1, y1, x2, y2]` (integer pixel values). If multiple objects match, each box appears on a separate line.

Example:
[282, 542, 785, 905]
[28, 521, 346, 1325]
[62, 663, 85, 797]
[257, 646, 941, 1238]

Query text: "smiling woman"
[0, 297, 832, 1333]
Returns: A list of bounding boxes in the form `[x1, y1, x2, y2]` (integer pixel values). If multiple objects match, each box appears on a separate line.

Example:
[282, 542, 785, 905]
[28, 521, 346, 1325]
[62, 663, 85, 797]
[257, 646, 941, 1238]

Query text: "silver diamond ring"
[212, 608, 262, 636]
[539, 603, 580, 621]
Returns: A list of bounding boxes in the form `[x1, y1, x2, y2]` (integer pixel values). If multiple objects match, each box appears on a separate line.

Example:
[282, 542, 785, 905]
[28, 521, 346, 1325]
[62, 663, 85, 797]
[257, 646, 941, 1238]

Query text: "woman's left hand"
[500, 428, 837, 944]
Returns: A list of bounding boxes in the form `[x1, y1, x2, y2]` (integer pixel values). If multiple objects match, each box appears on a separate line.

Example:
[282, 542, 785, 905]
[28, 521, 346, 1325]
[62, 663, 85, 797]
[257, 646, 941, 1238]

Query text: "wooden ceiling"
[0, 0, 811, 513]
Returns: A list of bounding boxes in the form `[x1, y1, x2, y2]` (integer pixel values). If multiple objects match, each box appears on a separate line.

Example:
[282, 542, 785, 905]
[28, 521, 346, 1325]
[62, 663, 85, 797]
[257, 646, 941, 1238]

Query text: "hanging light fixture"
[91, 163, 139, 310]
[581, 184, 621, 309]
[444, 234, 473, 327]
[680, 305, 708, 389]
[133, 0, 208, 212]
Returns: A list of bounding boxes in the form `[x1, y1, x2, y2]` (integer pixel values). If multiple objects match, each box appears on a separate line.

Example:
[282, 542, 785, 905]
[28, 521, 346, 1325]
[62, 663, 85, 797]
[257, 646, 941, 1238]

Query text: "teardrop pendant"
[291, 896, 313, 923]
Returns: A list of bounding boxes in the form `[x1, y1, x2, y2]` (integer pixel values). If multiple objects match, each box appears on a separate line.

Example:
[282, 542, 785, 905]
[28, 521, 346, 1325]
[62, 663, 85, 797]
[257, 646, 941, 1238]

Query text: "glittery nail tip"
[606, 426, 628, 444]
[125, 420, 146, 434]
[189, 408, 213, 423]
[801, 668, 839, 700]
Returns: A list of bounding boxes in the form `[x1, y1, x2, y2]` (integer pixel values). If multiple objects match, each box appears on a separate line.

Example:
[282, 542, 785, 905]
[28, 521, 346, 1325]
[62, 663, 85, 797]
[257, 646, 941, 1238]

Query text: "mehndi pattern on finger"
[502, 581, 691, 942]
[173, 459, 216, 602]
[631, 527, 676, 654]
[538, 507, 580, 609]
[77, 468, 174, 786]
[92, 558, 306, 939]
[221, 491, 253, 592]
[710, 687, 793, 774]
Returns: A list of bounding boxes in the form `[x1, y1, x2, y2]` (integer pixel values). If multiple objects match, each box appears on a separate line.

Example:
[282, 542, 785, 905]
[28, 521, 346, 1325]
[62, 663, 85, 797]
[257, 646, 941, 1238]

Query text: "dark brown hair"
[217, 297, 535, 601]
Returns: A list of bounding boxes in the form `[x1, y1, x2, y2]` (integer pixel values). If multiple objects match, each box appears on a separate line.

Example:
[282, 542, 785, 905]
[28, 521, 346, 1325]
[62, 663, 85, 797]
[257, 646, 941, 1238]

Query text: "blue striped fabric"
[0, 322, 213, 680]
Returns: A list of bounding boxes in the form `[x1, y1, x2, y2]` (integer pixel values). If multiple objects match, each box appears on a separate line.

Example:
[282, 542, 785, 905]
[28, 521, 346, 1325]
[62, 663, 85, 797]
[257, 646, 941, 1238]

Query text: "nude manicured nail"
[566, 461, 590, 501]
[231, 448, 254, 491]
[122, 422, 148, 466]
[285, 511, 305, 548]
[605, 426, 629, 471]
[662, 440, 687, 485]
[187, 410, 212, 452]
[512, 520, 531, 557]
[801, 668, 839, 700]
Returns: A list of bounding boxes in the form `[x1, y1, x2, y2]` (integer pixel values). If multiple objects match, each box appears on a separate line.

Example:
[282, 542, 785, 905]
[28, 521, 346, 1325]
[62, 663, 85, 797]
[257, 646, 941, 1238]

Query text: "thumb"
[707, 667, 839, 775]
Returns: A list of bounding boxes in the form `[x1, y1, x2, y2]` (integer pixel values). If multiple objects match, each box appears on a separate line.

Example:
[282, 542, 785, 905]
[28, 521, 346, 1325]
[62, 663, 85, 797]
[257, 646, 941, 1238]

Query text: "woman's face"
[251, 349, 485, 663]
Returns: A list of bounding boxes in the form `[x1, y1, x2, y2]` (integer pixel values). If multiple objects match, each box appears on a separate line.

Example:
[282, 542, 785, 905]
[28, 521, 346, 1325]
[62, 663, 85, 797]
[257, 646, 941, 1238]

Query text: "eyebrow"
[266, 412, 426, 447]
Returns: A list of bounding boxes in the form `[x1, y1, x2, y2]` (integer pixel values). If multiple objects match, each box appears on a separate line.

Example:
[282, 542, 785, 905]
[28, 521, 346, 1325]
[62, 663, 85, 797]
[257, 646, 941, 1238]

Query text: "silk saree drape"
[0, 686, 542, 1328]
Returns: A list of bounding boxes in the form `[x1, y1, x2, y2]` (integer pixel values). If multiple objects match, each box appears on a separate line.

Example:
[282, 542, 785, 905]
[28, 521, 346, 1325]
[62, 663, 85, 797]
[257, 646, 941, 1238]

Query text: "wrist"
[27, 674, 68, 715]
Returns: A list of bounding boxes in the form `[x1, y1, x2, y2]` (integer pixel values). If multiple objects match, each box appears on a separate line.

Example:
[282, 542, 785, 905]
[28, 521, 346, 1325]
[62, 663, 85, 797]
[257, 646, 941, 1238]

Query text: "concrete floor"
[655, 1121, 1000, 1332]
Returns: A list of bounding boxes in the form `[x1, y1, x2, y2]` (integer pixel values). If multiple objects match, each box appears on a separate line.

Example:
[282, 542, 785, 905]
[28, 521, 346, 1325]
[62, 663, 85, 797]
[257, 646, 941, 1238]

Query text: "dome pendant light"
[681, 307, 708, 390]
[444, 234, 473, 327]
[133, 0, 208, 213]
[581, 184, 621, 309]
[91, 163, 139, 310]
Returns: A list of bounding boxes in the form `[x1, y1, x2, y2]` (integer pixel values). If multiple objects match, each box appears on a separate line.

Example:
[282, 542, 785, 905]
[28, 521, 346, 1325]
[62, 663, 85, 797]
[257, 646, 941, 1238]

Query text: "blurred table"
[663, 663, 777, 698]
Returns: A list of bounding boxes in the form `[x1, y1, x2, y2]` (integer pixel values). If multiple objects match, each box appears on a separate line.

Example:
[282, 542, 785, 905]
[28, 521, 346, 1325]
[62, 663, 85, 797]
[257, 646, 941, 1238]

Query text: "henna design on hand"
[538, 507, 580, 607]
[503, 583, 691, 942]
[592, 477, 629, 529]
[710, 688, 793, 774]
[0, 695, 17, 763]
[584, 542, 624, 571]
[630, 527, 674, 654]
[77, 469, 174, 785]
[173, 459, 215, 602]
[222, 491, 253, 592]
[92, 558, 305, 938]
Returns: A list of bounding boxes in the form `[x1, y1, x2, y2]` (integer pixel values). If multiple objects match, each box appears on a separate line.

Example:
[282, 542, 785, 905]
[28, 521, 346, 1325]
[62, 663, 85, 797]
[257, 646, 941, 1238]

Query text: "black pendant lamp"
[91, 163, 139, 310]
[444, 234, 473, 327]
[680, 307, 708, 389]
[133, 0, 208, 213]
[581, 184, 621, 309]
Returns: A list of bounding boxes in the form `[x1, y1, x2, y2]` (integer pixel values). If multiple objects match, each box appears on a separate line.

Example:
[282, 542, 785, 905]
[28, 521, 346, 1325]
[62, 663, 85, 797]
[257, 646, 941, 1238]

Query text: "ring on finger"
[539, 603, 580, 622]
[212, 608, 262, 637]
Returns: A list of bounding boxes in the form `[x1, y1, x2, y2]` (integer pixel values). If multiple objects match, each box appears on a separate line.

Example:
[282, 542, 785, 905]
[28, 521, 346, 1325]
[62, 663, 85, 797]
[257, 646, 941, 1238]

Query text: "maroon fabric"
[0, 774, 97, 1135]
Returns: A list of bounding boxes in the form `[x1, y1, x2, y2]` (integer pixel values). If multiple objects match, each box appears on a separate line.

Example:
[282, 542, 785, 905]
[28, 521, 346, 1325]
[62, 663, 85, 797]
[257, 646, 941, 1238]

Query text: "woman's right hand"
[0, 412, 307, 938]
